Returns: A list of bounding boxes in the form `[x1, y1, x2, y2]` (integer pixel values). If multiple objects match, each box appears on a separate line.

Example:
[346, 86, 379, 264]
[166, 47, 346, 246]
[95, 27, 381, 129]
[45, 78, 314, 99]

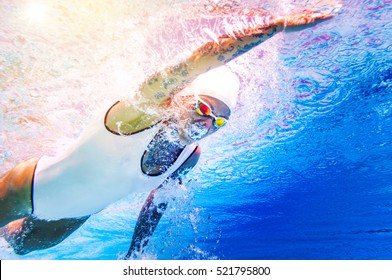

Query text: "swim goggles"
[195, 98, 228, 128]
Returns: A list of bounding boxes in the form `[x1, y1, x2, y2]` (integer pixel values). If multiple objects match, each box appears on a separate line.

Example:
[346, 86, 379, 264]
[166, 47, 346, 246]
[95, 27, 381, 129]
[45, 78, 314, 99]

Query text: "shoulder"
[171, 145, 201, 179]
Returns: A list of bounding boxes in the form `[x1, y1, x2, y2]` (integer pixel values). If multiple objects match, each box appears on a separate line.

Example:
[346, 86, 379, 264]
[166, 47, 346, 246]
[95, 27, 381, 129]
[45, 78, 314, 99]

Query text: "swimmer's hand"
[284, 13, 337, 28]
[281, 3, 342, 31]
[284, 11, 335, 26]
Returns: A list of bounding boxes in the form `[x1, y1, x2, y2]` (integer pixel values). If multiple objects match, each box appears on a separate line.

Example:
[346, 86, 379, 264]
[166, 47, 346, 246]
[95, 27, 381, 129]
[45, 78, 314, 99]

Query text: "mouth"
[178, 121, 210, 144]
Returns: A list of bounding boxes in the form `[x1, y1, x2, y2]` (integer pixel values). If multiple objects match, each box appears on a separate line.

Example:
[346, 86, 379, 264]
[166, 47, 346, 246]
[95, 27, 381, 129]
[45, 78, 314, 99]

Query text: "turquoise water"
[1, 0, 392, 259]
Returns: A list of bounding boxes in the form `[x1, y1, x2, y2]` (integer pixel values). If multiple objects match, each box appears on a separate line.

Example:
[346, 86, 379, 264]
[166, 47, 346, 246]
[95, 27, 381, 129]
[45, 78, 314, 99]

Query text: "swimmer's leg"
[0, 159, 38, 228]
[1, 215, 89, 255]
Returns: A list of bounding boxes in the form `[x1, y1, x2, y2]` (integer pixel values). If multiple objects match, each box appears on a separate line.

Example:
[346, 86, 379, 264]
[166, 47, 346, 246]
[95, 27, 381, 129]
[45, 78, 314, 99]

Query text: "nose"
[195, 118, 213, 130]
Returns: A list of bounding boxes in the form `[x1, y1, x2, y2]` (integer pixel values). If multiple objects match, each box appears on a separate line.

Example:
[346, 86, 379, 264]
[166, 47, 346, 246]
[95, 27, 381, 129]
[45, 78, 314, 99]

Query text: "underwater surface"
[1, 0, 392, 259]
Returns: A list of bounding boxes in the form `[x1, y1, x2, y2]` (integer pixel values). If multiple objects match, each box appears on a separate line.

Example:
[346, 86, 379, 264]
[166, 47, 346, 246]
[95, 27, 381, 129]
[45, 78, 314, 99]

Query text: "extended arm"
[106, 7, 339, 135]
[137, 8, 338, 105]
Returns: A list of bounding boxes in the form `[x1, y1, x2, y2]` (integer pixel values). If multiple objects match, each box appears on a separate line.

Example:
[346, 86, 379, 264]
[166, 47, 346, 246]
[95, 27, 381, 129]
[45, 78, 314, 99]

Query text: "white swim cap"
[180, 66, 240, 112]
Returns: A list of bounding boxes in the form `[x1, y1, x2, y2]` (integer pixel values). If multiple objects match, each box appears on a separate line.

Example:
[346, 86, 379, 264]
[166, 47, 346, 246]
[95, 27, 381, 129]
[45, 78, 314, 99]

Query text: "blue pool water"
[1, 0, 392, 259]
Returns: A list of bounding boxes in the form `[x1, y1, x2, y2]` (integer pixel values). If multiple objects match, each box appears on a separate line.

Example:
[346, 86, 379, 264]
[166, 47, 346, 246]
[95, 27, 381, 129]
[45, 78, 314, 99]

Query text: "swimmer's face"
[170, 95, 231, 145]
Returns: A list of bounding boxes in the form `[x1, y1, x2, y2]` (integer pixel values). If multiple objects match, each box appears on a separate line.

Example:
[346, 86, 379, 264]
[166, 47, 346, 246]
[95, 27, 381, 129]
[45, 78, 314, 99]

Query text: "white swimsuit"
[32, 66, 239, 220]
[32, 112, 197, 220]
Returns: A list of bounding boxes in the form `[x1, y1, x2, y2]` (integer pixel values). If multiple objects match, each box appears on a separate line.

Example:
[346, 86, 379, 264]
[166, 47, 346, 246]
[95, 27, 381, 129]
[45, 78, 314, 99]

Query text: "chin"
[177, 130, 194, 145]
[178, 129, 204, 145]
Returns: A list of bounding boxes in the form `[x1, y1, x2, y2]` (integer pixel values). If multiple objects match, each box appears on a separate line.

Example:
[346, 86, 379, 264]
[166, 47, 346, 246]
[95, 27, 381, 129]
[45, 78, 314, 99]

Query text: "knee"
[2, 217, 34, 255]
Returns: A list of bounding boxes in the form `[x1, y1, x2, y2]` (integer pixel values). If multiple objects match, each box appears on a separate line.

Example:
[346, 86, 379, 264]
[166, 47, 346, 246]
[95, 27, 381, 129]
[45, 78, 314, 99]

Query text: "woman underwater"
[0, 5, 339, 257]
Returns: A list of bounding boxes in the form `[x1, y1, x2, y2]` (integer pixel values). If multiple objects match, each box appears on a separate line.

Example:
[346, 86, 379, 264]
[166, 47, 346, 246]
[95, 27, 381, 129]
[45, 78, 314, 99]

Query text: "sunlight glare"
[25, 2, 47, 23]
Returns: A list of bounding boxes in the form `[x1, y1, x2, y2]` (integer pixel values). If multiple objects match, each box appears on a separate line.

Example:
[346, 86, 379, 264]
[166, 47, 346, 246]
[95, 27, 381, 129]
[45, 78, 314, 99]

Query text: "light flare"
[24, 1, 48, 23]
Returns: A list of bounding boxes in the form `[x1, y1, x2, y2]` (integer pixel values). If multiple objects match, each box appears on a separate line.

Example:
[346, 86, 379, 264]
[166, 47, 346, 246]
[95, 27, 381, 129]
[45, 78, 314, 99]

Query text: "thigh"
[3, 215, 90, 255]
[0, 158, 38, 227]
